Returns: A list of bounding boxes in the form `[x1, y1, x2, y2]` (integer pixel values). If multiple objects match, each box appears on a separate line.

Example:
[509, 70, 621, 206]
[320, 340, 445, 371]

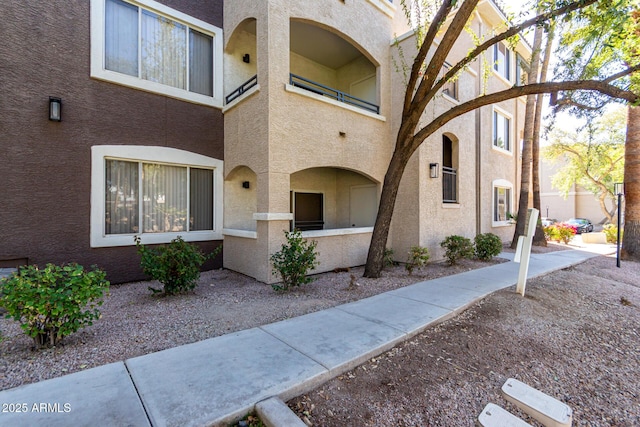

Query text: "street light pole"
[615, 183, 624, 268]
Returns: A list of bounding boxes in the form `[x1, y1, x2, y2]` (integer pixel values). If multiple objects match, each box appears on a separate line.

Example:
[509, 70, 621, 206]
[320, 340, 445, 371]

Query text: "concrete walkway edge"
[0, 249, 604, 427]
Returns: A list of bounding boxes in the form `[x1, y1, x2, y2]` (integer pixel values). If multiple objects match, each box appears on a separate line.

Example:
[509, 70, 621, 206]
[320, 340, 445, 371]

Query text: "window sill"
[492, 221, 515, 228]
[491, 145, 513, 156]
[442, 203, 460, 209]
[285, 84, 386, 122]
[492, 70, 512, 86]
[366, 0, 396, 17]
[301, 227, 374, 238]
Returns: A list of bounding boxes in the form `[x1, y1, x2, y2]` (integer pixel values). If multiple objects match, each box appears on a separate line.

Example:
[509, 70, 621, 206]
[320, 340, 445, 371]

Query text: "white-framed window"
[90, 0, 223, 107]
[492, 179, 513, 225]
[91, 145, 223, 247]
[493, 42, 511, 81]
[493, 107, 512, 152]
[442, 62, 458, 101]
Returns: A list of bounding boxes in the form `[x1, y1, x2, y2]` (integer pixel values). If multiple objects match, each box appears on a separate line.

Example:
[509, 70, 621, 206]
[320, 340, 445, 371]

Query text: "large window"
[442, 63, 458, 100]
[493, 181, 513, 225]
[91, 0, 223, 107]
[92, 146, 223, 247]
[292, 192, 324, 231]
[493, 108, 512, 152]
[493, 42, 511, 81]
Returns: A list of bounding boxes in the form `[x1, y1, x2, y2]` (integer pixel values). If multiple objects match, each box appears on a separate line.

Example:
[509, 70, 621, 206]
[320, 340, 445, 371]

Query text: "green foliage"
[544, 223, 577, 244]
[474, 233, 502, 261]
[603, 223, 623, 244]
[270, 230, 319, 292]
[440, 235, 474, 265]
[135, 236, 221, 295]
[405, 246, 430, 275]
[0, 264, 109, 348]
[384, 248, 397, 268]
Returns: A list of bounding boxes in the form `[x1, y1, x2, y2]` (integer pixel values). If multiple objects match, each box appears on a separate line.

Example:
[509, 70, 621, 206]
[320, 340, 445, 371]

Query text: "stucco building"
[1, 0, 529, 284]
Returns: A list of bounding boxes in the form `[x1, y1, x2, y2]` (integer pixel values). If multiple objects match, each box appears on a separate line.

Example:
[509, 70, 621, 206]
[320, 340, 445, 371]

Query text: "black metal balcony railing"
[289, 73, 380, 114]
[225, 75, 258, 104]
[443, 166, 457, 203]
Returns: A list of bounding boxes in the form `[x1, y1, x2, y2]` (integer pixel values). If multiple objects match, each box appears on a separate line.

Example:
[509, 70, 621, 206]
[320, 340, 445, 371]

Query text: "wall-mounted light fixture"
[242, 181, 250, 189]
[429, 163, 439, 179]
[243, 54, 250, 63]
[339, 131, 346, 137]
[49, 97, 62, 122]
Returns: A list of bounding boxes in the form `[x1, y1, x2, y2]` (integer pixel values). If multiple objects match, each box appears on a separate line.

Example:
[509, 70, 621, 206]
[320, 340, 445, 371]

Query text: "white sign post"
[514, 208, 539, 297]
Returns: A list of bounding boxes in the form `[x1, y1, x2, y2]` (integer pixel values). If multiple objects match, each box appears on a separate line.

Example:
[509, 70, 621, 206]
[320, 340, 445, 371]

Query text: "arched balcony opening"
[290, 167, 378, 232]
[224, 165, 257, 231]
[289, 20, 379, 114]
[225, 18, 257, 104]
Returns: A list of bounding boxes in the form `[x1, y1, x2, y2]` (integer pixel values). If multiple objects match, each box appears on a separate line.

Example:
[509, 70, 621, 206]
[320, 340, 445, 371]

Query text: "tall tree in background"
[547, 0, 639, 260]
[364, 0, 640, 278]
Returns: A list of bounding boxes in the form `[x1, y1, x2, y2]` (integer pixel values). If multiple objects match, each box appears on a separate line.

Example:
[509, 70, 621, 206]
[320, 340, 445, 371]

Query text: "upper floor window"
[493, 42, 511, 81]
[493, 108, 512, 152]
[91, 0, 223, 107]
[442, 63, 458, 100]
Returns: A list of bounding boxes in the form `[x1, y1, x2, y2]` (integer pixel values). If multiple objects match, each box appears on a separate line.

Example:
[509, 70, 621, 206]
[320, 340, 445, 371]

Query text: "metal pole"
[617, 192, 622, 268]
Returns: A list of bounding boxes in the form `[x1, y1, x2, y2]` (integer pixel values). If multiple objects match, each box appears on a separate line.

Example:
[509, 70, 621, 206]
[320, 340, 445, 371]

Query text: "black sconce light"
[242, 181, 250, 189]
[49, 97, 62, 122]
[429, 163, 439, 179]
[242, 54, 250, 63]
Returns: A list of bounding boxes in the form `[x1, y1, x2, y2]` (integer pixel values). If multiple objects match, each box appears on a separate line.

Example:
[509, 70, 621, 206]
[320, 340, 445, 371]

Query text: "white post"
[515, 208, 539, 296]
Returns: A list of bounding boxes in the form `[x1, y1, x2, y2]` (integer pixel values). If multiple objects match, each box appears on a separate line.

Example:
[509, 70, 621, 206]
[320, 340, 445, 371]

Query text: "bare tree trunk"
[511, 24, 544, 249]
[532, 24, 555, 246]
[622, 105, 640, 260]
[364, 148, 413, 278]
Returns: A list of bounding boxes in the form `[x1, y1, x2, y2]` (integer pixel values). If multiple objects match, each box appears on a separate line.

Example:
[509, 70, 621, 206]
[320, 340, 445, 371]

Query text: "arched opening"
[289, 20, 379, 113]
[224, 165, 257, 230]
[443, 134, 459, 203]
[290, 167, 378, 231]
[224, 18, 257, 104]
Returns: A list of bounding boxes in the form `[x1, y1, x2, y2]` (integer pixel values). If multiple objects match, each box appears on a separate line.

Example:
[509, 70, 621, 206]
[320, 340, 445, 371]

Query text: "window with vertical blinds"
[92, 0, 222, 106]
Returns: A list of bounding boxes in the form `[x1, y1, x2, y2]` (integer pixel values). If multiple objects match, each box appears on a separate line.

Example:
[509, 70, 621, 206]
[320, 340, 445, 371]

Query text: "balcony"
[289, 74, 379, 114]
[443, 166, 457, 203]
[226, 75, 257, 104]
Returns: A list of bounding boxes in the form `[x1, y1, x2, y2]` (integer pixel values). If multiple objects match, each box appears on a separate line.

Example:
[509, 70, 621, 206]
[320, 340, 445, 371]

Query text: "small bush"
[384, 248, 396, 268]
[544, 223, 576, 244]
[0, 263, 109, 348]
[405, 246, 430, 275]
[135, 236, 221, 295]
[474, 233, 502, 261]
[603, 224, 623, 244]
[440, 235, 474, 265]
[270, 230, 319, 292]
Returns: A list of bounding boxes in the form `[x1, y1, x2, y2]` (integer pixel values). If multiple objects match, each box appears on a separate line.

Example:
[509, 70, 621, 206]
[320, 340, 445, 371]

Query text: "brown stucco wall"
[0, 0, 224, 283]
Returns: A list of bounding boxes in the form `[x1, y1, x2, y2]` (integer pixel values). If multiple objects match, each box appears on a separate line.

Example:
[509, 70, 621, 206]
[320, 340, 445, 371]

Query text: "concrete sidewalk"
[0, 249, 604, 427]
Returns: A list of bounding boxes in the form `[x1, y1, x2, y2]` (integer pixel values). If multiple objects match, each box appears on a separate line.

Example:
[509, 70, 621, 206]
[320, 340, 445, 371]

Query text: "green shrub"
[405, 246, 430, 275]
[0, 263, 109, 348]
[135, 236, 221, 295]
[383, 248, 396, 268]
[270, 230, 319, 292]
[440, 235, 474, 265]
[603, 224, 623, 244]
[474, 233, 502, 261]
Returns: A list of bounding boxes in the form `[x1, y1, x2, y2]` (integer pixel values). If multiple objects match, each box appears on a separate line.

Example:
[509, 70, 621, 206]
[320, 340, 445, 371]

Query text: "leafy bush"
[135, 236, 221, 295]
[544, 223, 576, 244]
[440, 235, 474, 265]
[603, 224, 623, 244]
[271, 230, 319, 292]
[384, 248, 397, 268]
[0, 263, 109, 348]
[405, 246, 430, 275]
[474, 233, 502, 261]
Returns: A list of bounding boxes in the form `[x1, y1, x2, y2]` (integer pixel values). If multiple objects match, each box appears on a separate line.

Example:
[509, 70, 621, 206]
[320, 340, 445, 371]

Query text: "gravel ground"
[288, 254, 640, 426]
[0, 253, 509, 392]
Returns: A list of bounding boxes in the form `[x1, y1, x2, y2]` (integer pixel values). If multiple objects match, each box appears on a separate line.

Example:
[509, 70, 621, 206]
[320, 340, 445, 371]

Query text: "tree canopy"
[363, 0, 640, 278]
